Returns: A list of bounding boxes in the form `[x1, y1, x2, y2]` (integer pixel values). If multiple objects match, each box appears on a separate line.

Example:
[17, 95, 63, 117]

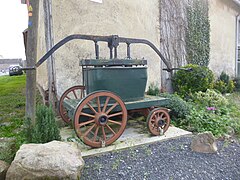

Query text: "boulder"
[6, 141, 84, 180]
[191, 132, 218, 153]
[0, 160, 9, 180]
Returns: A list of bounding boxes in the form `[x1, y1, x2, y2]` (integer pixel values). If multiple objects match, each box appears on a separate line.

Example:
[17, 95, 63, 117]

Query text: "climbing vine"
[186, 0, 210, 66]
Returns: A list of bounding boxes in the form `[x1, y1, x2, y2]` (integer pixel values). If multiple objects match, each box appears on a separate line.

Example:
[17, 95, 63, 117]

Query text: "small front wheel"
[147, 108, 170, 136]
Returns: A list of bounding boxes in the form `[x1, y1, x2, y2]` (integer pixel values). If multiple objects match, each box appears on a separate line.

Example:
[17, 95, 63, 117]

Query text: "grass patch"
[0, 75, 26, 137]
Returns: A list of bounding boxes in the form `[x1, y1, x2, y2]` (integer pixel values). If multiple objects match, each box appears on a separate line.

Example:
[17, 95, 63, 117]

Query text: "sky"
[0, 0, 28, 59]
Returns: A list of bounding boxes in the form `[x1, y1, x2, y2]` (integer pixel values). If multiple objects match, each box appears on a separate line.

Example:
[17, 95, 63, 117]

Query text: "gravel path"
[81, 136, 240, 180]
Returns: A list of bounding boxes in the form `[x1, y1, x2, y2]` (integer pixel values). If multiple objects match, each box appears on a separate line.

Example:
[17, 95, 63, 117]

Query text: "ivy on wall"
[186, 0, 210, 67]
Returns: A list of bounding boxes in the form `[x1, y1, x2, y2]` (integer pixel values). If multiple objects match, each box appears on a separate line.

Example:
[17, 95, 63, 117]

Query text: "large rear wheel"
[59, 85, 85, 123]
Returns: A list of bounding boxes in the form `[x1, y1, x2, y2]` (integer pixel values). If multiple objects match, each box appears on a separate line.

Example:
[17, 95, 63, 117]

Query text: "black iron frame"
[22, 34, 186, 72]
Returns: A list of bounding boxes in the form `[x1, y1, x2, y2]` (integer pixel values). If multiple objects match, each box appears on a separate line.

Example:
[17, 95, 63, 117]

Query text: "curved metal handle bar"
[35, 34, 172, 71]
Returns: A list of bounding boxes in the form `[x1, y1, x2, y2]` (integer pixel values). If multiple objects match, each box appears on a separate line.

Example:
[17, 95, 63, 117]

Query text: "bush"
[25, 105, 61, 143]
[192, 89, 229, 109]
[178, 107, 229, 136]
[147, 83, 160, 96]
[172, 64, 214, 98]
[160, 93, 191, 119]
[233, 77, 240, 92]
[176, 90, 240, 137]
[219, 71, 230, 84]
[214, 72, 235, 94]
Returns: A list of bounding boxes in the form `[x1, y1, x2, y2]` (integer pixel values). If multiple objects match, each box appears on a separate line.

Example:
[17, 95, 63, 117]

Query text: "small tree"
[26, 105, 61, 143]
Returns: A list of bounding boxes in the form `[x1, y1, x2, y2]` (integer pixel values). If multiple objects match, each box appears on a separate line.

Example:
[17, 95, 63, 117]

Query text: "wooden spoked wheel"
[59, 85, 85, 123]
[74, 91, 127, 148]
[147, 108, 170, 136]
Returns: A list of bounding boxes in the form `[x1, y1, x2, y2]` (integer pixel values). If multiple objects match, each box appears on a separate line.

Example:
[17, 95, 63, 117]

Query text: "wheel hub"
[98, 115, 108, 125]
[158, 119, 166, 127]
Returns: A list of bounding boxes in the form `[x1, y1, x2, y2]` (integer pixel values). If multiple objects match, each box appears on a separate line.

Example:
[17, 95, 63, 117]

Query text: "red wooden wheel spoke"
[108, 112, 123, 118]
[106, 124, 116, 135]
[108, 119, 122, 125]
[102, 126, 106, 141]
[63, 112, 67, 115]
[80, 112, 95, 118]
[72, 90, 78, 99]
[78, 119, 95, 128]
[93, 126, 99, 142]
[83, 124, 95, 138]
[97, 96, 101, 112]
[106, 102, 118, 114]
[160, 113, 164, 119]
[87, 102, 97, 114]
[102, 97, 110, 113]
[66, 95, 71, 99]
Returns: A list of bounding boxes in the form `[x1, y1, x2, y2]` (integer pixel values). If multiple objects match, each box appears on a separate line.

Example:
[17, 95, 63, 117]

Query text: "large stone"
[0, 160, 9, 180]
[191, 132, 218, 153]
[6, 141, 84, 180]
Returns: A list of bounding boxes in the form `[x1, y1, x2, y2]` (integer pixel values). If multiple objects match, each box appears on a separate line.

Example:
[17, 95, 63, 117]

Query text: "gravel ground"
[81, 136, 240, 180]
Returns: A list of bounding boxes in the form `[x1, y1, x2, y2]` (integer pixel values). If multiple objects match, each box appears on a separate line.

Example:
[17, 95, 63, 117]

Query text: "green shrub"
[147, 83, 160, 96]
[172, 64, 214, 98]
[219, 71, 230, 84]
[192, 89, 228, 108]
[178, 107, 229, 136]
[25, 105, 61, 143]
[160, 93, 191, 119]
[214, 80, 227, 94]
[227, 80, 235, 93]
[233, 77, 240, 92]
[214, 71, 235, 94]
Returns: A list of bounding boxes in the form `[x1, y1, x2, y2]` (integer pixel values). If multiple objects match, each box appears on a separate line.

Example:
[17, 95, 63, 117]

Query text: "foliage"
[219, 71, 229, 84]
[233, 77, 240, 92]
[186, 0, 210, 66]
[214, 72, 235, 94]
[160, 93, 191, 119]
[192, 89, 228, 109]
[214, 80, 235, 94]
[147, 83, 160, 96]
[178, 107, 229, 136]
[26, 105, 61, 143]
[172, 64, 214, 98]
[174, 90, 240, 137]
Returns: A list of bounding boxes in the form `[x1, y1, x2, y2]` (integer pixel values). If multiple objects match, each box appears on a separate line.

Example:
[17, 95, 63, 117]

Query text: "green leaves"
[186, 0, 210, 66]
[26, 105, 61, 143]
[172, 64, 214, 98]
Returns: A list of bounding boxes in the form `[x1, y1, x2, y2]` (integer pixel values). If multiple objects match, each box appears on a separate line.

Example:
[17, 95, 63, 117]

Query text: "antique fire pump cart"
[28, 34, 187, 148]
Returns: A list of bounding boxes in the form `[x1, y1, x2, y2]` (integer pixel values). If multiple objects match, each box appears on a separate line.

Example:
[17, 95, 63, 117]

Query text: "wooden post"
[25, 0, 40, 125]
